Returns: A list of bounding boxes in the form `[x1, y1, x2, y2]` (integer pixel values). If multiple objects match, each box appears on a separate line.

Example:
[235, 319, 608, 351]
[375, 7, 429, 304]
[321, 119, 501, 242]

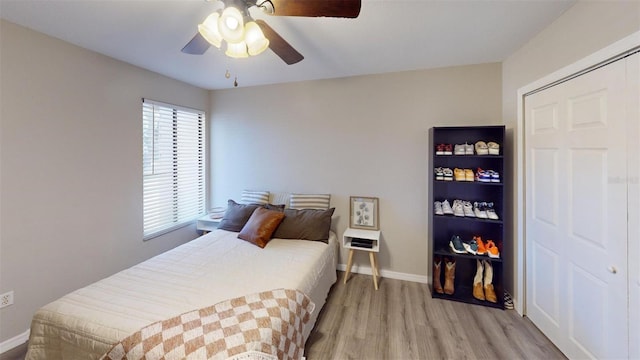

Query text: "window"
[142, 99, 205, 239]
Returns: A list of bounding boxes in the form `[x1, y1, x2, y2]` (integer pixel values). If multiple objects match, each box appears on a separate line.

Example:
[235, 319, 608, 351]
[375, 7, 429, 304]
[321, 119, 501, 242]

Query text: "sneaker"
[463, 201, 475, 217]
[504, 291, 515, 309]
[434, 167, 444, 181]
[475, 141, 488, 155]
[464, 169, 474, 181]
[454, 144, 466, 155]
[463, 238, 478, 255]
[435, 144, 446, 155]
[474, 202, 487, 219]
[454, 168, 465, 181]
[434, 201, 444, 216]
[489, 170, 500, 183]
[441, 200, 454, 215]
[449, 235, 466, 254]
[452, 200, 464, 217]
[474, 236, 487, 255]
[442, 168, 453, 181]
[487, 141, 500, 155]
[486, 240, 500, 258]
[476, 168, 491, 182]
[443, 144, 453, 155]
[465, 143, 474, 155]
[486, 202, 499, 220]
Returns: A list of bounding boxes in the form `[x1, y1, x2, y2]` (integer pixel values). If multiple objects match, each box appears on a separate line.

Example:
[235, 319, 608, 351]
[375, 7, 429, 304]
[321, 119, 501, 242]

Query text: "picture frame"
[350, 196, 379, 230]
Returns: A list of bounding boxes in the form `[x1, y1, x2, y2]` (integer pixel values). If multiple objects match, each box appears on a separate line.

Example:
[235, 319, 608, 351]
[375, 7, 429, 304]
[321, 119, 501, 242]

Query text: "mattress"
[26, 230, 338, 359]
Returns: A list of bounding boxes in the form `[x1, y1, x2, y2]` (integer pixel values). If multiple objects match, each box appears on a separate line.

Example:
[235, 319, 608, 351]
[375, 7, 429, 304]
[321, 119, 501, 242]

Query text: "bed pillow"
[289, 193, 331, 210]
[238, 207, 286, 248]
[273, 207, 335, 243]
[217, 200, 261, 232]
[240, 190, 270, 205]
[263, 203, 285, 212]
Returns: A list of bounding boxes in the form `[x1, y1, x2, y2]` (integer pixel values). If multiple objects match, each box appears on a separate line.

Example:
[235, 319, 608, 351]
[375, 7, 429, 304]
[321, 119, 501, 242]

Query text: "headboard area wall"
[209, 63, 503, 281]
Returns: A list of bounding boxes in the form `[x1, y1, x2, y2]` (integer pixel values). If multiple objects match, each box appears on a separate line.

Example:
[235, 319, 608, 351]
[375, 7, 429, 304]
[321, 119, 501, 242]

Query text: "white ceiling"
[0, 0, 575, 90]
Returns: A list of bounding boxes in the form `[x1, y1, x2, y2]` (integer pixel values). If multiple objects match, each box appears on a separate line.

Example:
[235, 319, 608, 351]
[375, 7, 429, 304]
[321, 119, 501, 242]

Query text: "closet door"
[525, 57, 629, 359]
[628, 52, 640, 360]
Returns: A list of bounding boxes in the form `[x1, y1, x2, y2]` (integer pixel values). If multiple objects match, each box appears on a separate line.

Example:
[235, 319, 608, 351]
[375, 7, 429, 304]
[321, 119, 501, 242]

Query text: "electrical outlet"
[0, 291, 14, 308]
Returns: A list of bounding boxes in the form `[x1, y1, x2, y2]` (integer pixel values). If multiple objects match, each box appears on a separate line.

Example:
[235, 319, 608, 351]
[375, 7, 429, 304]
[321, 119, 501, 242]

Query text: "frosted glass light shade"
[225, 41, 249, 58]
[198, 12, 223, 48]
[218, 7, 245, 43]
[244, 21, 269, 56]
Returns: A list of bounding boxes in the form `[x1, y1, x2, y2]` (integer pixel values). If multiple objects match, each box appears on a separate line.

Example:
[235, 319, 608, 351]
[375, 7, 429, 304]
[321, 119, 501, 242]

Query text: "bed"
[26, 195, 338, 359]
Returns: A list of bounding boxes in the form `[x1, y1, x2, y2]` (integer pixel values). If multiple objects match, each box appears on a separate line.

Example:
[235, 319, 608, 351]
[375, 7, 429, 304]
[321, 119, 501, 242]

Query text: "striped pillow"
[289, 193, 331, 210]
[240, 190, 270, 205]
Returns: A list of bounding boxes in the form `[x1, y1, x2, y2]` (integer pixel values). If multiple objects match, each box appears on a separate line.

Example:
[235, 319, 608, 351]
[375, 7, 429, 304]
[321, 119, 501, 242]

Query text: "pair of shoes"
[433, 255, 456, 295]
[436, 144, 453, 155]
[472, 236, 500, 258]
[435, 167, 454, 181]
[454, 143, 474, 155]
[473, 201, 499, 220]
[475, 168, 500, 183]
[454, 168, 474, 181]
[473, 259, 497, 303]
[450, 200, 475, 218]
[475, 141, 500, 155]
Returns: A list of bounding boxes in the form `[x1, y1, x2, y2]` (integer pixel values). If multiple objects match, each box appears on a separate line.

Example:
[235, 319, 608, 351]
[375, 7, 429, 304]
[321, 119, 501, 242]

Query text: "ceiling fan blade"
[262, 0, 361, 18]
[181, 32, 211, 55]
[256, 20, 304, 65]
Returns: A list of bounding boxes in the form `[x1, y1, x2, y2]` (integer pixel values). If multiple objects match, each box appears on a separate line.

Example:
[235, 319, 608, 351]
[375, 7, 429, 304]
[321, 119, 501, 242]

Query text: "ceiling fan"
[181, 0, 362, 65]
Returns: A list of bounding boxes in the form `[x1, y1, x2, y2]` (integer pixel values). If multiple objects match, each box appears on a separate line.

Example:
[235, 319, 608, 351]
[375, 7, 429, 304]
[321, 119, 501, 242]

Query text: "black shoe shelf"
[429, 125, 506, 309]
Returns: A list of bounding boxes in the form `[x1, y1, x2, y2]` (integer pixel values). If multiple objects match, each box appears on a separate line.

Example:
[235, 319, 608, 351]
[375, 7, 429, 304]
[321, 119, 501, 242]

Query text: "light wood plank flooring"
[1, 272, 565, 360]
[306, 272, 565, 359]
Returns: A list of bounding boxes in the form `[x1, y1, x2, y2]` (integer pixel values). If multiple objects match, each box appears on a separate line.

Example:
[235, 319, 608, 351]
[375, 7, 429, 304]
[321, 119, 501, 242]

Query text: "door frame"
[515, 31, 640, 315]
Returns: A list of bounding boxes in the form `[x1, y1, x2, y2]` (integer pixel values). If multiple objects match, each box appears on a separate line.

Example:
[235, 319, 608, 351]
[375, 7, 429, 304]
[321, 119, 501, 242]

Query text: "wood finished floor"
[1, 272, 565, 360]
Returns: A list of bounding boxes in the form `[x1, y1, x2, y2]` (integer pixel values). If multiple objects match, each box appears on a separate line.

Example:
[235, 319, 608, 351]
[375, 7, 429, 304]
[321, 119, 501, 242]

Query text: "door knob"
[608, 266, 617, 274]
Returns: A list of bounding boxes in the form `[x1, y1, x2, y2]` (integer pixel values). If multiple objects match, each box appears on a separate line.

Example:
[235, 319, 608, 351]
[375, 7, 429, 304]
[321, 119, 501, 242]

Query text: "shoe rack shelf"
[429, 125, 506, 310]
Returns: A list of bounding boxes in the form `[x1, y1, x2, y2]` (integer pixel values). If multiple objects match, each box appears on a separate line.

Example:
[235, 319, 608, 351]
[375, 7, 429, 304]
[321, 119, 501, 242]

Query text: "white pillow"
[240, 190, 270, 205]
[289, 193, 331, 210]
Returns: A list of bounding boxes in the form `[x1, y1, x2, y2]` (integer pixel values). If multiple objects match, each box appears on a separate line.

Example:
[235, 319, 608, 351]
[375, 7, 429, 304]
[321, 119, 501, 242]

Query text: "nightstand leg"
[369, 252, 379, 290]
[343, 249, 355, 284]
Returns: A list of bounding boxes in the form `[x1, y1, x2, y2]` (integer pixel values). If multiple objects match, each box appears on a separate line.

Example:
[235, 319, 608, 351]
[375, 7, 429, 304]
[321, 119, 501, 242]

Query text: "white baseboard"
[338, 263, 428, 284]
[0, 329, 29, 354]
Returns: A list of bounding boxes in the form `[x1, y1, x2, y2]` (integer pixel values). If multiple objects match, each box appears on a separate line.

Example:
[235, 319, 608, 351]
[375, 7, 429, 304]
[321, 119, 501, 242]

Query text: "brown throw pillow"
[217, 199, 260, 232]
[272, 207, 335, 243]
[238, 207, 286, 248]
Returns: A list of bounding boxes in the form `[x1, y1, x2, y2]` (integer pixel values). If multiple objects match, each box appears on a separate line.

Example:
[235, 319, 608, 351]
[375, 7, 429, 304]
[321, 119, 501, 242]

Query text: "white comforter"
[26, 230, 338, 360]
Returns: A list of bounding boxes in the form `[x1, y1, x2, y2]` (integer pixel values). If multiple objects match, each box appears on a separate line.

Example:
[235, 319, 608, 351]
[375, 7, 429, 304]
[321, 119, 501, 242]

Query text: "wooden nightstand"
[342, 228, 381, 290]
[196, 214, 222, 234]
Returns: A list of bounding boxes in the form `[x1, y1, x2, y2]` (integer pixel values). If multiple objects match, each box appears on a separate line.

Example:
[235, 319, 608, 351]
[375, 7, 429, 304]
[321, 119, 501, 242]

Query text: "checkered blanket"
[101, 289, 315, 360]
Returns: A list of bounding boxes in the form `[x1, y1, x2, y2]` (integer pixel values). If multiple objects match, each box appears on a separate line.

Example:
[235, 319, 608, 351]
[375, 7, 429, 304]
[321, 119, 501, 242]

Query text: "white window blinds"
[142, 99, 205, 238]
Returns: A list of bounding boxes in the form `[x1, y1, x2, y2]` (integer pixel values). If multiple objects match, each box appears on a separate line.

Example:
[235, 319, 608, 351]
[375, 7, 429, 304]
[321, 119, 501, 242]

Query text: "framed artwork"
[350, 196, 379, 230]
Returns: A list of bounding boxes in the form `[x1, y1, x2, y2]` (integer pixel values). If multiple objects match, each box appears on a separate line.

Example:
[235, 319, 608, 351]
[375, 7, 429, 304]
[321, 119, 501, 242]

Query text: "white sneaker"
[441, 200, 454, 215]
[434, 167, 444, 181]
[442, 168, 453, 181]
[454, 144, 466, 155]
[463, 201, 475, 217]
[452, 200, 464, 217]
[486, 202, 499, 220]
[465, 143, 474, 155]
[474, 201, 487, 219]
[434, 201, 444, 215]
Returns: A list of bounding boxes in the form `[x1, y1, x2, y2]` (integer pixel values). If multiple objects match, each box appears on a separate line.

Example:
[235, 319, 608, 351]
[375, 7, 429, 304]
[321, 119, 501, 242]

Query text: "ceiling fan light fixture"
[198, 12, 223, 48]
[225, 41, 249, 58]
[244, 21, 269, 56]
[218, 6, 245, 43]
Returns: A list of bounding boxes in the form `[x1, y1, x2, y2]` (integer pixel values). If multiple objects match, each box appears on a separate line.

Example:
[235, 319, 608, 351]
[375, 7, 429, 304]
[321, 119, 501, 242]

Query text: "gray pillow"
[273, 208, 335, 243]
[217, 199, 260, 232]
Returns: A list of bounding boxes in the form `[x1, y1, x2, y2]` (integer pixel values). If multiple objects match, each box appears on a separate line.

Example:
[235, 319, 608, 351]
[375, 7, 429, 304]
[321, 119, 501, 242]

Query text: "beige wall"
[209, 63, 502, 278]
[0, 20, 209, 343]
[502, 1, 640, 309]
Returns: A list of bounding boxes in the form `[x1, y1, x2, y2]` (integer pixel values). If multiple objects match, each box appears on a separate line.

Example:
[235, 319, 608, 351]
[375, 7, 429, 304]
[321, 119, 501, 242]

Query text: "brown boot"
[473, 259, 485, 301]
[433, 256, 444, 294]
[483, 260, 497, 303]
[444, 258, 455, 295]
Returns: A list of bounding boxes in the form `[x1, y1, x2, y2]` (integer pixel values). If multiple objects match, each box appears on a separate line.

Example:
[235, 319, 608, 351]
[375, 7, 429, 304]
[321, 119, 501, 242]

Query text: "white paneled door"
[525, 54, 638, 359]
[628, 52, 640, 360]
